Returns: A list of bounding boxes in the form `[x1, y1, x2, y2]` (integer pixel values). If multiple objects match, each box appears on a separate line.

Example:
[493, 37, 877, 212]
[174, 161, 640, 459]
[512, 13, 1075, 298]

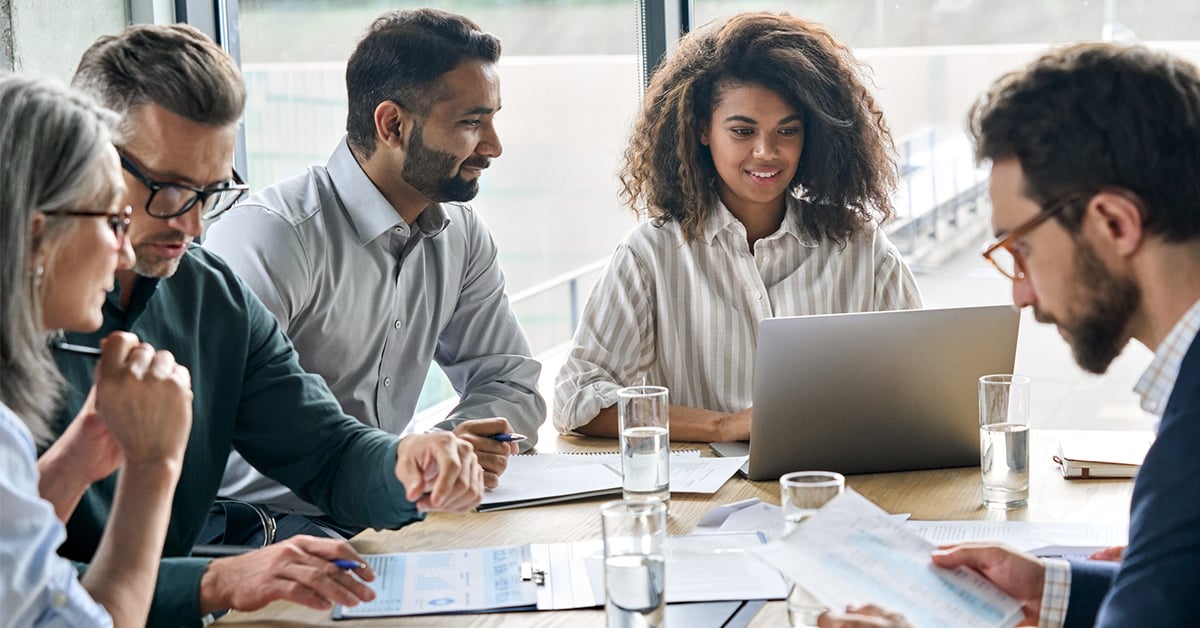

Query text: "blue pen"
[490, 433, 527, 443]
[332, 559, 366, 571]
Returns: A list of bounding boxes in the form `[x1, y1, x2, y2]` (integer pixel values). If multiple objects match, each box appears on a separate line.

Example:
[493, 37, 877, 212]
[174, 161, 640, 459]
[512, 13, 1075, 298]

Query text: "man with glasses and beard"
[205, 9, 544, 523]
[818, 43, 1200, 628]
[50, 23, 487, 627]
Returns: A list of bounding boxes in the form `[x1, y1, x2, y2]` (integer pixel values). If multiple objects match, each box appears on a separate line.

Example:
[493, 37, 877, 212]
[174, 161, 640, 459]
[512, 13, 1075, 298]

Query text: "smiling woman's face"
[701, 82, 804, 220]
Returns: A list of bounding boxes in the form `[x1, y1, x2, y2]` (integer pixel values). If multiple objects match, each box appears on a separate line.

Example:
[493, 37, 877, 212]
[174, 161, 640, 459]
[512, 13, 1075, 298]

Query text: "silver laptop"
[711, 305, 1020, 480]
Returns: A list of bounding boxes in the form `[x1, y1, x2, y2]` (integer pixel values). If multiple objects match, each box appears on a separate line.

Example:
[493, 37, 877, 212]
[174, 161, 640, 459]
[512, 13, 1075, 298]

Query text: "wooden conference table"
[218, 425, 1134, 627]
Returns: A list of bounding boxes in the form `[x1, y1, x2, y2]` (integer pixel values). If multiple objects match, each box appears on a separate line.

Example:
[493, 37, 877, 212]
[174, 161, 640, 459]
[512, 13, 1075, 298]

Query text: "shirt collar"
[326, 137, 450, 244]
[1134, 298, 1200, 416]
[701, 193, 819, 247]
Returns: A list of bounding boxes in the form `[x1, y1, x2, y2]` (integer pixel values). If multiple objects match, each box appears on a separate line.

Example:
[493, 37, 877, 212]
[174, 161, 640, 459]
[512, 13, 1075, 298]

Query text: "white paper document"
[694, 499, 909, 538]
[907, 520, 1128, 554]
[655, 455, 748, 493]
[752, 490, 1023, 628]
[333, 546, 535, 618]
[480, 451, 743, 511]
[580, 532, 789, 604]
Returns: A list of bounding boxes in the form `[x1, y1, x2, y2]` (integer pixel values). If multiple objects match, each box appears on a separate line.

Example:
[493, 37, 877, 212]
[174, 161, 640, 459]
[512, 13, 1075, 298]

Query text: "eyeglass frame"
[42, 205, 133, 240]
[118, 151, 249, 220]
[980, 192, 1094, 281]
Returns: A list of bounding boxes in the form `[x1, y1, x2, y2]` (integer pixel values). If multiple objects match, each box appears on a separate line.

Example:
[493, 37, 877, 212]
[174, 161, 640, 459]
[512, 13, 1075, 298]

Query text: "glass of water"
[617, 386, 670, 509]
[601, 500, 667, 628]
[979, 374, 1031, 509]
[779, 471, 845, 627]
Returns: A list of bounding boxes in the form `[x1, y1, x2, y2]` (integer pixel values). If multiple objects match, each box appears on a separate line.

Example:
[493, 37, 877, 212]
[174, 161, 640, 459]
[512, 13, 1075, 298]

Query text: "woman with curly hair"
[554, 12, 922, 441]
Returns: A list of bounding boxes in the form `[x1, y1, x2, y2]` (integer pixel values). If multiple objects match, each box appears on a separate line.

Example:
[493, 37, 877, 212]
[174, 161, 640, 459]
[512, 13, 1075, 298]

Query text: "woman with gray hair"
[0, 74, 194, 627]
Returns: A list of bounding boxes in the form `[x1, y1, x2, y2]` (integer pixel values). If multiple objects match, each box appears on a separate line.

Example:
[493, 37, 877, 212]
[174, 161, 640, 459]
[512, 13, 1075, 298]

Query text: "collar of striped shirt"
[702, 194, 821, 247]
[1134, 298, 1200, 416]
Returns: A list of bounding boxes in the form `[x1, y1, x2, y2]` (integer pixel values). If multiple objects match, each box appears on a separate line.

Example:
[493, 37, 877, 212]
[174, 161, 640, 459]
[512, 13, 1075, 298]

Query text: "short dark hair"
[72, 23, 245, 134]
[620, 12, 897, 244]
[970, 43, 1200, 241]
[346, 8, 502, 157]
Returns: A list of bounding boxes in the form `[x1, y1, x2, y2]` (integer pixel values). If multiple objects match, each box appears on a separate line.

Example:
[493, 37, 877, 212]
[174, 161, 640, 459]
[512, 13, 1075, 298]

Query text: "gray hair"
[72, 23, 245, 137]
[0, 73, 120, 442]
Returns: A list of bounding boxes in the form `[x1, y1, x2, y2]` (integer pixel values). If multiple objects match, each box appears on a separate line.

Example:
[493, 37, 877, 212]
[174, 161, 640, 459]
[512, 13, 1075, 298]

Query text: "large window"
[230, 1, 1198, 428]
[689, 0, 1199, 430]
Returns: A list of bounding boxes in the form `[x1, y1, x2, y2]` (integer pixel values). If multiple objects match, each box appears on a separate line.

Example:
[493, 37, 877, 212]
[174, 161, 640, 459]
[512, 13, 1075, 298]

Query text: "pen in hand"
[332, 559, 366, 571]
[489, 433, 527, 443]
[51, 341, 103, 357]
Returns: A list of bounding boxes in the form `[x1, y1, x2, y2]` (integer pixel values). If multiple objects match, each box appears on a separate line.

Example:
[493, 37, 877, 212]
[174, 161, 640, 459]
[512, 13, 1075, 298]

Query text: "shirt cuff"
[1038, 558, 1071, 628]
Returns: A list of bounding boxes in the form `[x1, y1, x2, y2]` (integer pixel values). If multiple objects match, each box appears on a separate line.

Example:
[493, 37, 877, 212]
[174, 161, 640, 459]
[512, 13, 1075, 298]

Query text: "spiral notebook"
[479, 451, 745, 511]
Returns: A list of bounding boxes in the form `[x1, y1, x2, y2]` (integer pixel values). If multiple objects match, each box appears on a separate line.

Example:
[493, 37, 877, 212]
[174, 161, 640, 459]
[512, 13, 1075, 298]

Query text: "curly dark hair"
[970, 42, 1200, 241]
[620, 12, 897, 244]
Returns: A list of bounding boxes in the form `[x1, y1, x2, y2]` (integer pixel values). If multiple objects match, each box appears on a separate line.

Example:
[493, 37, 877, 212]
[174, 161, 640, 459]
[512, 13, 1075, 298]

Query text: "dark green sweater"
[53, 246, 422, 627]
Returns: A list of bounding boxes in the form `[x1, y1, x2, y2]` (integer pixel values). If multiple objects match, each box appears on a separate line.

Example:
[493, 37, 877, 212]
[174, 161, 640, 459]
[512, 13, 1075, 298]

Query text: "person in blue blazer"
[819, 42, 1200, 628]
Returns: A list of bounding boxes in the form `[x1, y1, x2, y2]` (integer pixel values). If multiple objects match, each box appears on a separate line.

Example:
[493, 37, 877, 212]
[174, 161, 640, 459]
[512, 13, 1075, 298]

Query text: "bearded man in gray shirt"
[205, 9, 545, 528]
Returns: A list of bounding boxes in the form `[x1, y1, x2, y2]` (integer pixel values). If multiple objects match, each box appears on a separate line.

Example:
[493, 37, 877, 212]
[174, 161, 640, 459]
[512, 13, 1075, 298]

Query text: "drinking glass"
[617, 386, 670, 508]
[779, 471, 845, 627]
[979, 374, 1031, 509]
[600, 500, 667, 628]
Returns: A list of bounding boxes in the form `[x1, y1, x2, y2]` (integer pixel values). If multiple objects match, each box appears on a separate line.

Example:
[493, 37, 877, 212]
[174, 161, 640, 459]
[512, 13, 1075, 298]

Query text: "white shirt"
[554, 196, 923, 433]
[0, 401, 113, 627]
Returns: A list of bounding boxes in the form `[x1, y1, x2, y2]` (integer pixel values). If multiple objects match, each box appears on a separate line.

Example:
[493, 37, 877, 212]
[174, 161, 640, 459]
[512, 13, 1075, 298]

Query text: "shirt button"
[394, 319, 402, 329]
[383, 377, 391, 387]
[393, 227, 403, 233]
[756, 293, 763, 300]
[53, 592, 68, 607]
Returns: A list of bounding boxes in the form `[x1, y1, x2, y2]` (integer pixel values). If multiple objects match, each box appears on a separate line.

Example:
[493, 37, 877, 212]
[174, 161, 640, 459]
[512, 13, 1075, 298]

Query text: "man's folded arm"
[228, 274, 422, 529]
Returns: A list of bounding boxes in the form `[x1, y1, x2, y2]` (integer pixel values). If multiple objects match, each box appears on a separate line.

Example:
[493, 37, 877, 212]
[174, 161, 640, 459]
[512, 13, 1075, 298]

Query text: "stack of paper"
[479, 451, 748, 511]
[1053, 431, 1154, 479]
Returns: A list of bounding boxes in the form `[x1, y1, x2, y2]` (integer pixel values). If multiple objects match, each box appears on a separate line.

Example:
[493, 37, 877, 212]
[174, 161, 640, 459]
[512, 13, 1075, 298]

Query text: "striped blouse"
[553, 196, 923, 434]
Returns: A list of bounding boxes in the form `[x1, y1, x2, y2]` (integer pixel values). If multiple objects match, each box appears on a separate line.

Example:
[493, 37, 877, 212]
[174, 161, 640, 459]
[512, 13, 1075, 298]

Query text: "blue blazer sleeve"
[1064, 338, 1200, 627]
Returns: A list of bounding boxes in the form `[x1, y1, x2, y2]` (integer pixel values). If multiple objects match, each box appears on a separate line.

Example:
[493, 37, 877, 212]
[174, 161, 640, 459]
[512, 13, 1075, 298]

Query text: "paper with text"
[907, 520, 1128, 553]
[752, 490, 1023, 628]
[332, 546, 535, 618]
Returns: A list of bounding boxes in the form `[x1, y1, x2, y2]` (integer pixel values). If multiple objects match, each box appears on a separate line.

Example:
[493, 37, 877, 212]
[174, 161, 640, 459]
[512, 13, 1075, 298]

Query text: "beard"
[133, 231, 193, 278]
[1035, 240, 1140, 374]
[402, 122, 486, 202]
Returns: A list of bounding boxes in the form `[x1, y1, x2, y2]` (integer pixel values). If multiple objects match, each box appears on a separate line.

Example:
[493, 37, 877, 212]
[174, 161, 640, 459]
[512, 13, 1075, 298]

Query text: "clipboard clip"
[520, 561, 547, 585]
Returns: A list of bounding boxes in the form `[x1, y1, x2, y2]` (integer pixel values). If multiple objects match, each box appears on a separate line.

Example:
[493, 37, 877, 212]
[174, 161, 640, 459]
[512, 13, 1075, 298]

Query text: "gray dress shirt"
[206, 138, 544, 512]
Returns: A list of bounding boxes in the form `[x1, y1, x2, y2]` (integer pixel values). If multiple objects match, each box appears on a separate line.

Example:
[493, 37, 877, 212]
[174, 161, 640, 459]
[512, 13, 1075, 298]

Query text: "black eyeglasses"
[119, 152, 249, 220]
[43, 205, 133, 240]
[980, 192, 1092, 281]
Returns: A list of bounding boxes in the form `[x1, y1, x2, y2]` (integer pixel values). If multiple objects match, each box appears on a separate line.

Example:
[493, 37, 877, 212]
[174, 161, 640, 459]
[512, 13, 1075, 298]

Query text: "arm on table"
[575, 404, 751, 443]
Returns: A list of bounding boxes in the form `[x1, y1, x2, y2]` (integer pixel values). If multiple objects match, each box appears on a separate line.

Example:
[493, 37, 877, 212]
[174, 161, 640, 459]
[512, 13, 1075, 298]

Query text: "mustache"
[1032, 307, 1054, 325]
[139, 231, 192, 245]
[461, 157, 491, 171]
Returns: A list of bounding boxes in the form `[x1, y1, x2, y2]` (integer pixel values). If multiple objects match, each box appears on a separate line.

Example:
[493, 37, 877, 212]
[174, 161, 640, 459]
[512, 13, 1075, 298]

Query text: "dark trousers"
[198, 500, 365, 548]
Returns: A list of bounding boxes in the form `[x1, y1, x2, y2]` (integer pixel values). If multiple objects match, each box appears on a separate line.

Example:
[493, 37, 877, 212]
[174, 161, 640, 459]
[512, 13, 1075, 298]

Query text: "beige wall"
[2, 0, 127, 81]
